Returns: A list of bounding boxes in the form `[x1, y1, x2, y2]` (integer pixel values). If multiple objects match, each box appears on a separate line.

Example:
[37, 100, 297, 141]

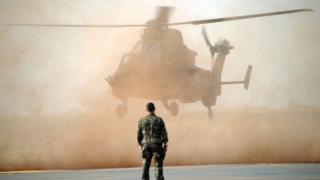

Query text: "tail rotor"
[202, 26, 216, 59]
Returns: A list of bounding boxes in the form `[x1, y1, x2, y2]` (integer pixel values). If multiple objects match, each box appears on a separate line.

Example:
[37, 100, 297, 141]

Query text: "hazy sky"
[0, 0, 319, 115]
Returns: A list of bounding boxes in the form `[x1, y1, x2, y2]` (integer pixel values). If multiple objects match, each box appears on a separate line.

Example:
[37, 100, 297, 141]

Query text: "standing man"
[137, 102, 168, 180]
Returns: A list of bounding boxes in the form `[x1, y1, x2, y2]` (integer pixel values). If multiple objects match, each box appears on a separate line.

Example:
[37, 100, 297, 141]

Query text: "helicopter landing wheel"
[208, 107, 213, 119]
[208, 110, 213, 119]
[116, 104, 127, 118]
[169, 101, 179, 116]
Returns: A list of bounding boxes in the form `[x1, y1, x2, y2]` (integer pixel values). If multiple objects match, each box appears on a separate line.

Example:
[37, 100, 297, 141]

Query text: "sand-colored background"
[0, 0, 320, 171]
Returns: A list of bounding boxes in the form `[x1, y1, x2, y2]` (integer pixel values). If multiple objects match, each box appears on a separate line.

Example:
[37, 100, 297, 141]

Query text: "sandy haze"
[0, 0, 320, 171]
[0, 108, 319, 171]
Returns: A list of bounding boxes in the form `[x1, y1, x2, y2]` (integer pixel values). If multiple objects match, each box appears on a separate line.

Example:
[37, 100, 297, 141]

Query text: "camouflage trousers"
[141, 143, 166, 180]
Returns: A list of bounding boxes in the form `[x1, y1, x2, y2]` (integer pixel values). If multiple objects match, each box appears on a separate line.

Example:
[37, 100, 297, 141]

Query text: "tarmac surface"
[0, 164, 319, 180]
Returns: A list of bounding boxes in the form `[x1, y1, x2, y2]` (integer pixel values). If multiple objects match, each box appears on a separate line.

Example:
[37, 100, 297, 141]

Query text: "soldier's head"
[146, 102, 156, 113]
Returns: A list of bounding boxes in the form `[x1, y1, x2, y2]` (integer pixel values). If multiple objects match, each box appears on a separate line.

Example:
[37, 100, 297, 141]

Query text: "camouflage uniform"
[137, 113, 168, 180]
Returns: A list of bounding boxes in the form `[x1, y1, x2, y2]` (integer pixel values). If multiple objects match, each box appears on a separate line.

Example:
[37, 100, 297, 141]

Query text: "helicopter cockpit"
[119, 41, 143, 67]
[131, 41, 144, 54]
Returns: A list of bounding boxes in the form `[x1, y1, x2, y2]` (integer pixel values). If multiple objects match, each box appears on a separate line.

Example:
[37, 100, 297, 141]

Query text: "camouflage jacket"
[137, 114, 168, 146]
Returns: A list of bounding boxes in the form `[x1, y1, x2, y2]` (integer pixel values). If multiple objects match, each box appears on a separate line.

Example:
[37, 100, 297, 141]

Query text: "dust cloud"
[0, 108, 319, 171]
[0, 0, 320, 171]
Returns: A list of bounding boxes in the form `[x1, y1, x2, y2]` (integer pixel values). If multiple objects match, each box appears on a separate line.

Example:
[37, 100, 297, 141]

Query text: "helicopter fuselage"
[106, 27, 250, 118]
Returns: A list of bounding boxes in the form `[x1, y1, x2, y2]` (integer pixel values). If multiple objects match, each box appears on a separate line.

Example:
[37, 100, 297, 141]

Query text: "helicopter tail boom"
[220, 65, 252, 90]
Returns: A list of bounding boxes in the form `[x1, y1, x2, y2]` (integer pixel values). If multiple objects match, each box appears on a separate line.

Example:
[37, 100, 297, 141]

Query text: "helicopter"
[3, 7, 313, 119]
[104, 7, 312, 119]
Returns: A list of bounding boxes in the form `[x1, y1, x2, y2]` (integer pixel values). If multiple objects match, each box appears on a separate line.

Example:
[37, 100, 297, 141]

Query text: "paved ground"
[0, 164, 319, 180]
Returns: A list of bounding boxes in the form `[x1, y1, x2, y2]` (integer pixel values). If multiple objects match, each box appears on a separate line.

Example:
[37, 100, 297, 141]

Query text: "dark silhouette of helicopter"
[104, 7, 312, 118]
[4, 7, 312, 119]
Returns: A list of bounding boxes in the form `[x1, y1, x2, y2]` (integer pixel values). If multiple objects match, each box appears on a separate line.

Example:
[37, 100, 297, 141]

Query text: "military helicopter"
[4, 7, 312, 119]
[104, 7, 312, 118]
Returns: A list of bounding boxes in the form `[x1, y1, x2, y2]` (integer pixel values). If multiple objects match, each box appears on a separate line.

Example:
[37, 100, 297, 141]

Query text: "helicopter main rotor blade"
[2, 8, 312, 28]
[2, 6, 173, 28]
[1, 23, 147, 28]
[169, 9, 313, 25]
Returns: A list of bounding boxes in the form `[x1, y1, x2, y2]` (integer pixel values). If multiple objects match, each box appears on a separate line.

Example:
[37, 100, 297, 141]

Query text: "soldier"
[137, 102, 168, 180]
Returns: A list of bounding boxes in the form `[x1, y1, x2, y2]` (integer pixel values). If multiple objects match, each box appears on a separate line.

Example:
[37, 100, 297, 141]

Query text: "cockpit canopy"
[119, 41, 143, 67]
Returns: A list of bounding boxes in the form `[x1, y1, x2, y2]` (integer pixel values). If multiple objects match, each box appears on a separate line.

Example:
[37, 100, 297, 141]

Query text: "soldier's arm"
[137, 119, 143, 146]
[160, 118, 168, 145]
